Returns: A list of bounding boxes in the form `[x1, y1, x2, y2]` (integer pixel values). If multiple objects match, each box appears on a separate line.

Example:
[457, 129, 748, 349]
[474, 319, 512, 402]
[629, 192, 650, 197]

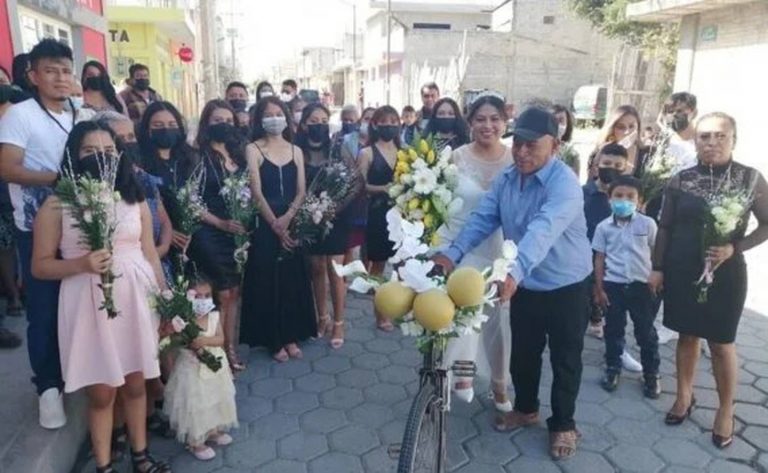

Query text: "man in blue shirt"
[433, 108, 592, 460]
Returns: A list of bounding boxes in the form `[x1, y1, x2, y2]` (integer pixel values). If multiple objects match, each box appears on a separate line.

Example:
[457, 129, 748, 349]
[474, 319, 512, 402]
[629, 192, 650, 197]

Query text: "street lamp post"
[386, 0, 391, 104]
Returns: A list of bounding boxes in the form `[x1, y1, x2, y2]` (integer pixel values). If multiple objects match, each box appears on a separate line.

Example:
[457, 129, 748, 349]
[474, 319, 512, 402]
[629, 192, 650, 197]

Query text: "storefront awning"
[627, 0, 756, 22]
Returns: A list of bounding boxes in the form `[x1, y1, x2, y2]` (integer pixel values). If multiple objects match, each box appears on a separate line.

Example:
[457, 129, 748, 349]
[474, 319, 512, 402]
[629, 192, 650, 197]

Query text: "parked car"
[573, 85, 607, 128]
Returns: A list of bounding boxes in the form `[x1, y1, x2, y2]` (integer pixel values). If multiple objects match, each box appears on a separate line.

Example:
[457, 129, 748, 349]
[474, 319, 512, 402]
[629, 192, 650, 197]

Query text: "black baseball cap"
[511, 108, 558, 142]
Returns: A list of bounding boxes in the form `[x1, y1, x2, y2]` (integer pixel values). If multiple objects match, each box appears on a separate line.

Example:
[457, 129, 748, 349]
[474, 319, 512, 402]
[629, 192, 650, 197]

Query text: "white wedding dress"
[437, 144, 513, 402]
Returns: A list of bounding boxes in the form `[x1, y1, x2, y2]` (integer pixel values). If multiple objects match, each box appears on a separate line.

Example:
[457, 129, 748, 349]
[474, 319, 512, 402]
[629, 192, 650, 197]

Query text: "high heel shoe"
[330, 321, 345, 349]
[226, 345, 246, 372]
[317, 315, 331, 338]
[453, 380, 475, 403]
[490, 380, 513, 413]
[665, 395, 696, 425]
[712, 416, 734, 449]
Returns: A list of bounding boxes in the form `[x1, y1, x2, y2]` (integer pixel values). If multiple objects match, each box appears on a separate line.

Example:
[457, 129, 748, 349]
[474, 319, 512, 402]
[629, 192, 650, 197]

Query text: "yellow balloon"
[446, 267, 486, 307]
[374, 281, 416, 320]
[413, 289, 455, 331]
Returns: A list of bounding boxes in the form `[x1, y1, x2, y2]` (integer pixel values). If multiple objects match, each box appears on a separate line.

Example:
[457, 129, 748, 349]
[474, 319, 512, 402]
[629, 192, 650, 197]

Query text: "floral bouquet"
[388, 134, 461, 247]
[154, 277, 223, 372]
[220, 172, 258, 273]
[289, 161, 358, 248]
[639, 129, 676, 204]
[335, 208, 517, 353]
[56, 151, 122, 318]
[163, 164, 207, 236]
[695, 187, 752, 303]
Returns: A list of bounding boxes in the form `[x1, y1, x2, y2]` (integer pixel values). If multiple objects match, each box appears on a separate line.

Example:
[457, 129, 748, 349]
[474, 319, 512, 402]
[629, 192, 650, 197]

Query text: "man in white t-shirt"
[0, 38, 74, 430]
[662, 92, 698, 174]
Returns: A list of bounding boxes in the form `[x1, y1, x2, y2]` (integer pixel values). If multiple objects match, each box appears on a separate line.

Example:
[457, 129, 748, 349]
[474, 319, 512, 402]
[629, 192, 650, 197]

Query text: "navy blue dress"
[365, 145, 395, 262]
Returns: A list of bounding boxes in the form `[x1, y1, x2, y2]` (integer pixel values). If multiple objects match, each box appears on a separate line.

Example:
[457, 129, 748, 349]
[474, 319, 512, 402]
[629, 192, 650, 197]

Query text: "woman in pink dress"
[32, 121, 171, 473]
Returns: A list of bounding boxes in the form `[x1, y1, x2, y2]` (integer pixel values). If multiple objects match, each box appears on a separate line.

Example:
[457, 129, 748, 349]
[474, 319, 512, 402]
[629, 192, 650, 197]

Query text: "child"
[163, 275, 238, 461]
[592, 175, 661, 399]
[401, 105, 418, 145]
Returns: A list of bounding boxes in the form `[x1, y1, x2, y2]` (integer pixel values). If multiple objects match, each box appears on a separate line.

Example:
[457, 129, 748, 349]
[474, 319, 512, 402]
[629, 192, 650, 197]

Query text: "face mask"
[70, 96, 84, 111]
[376, 125, 400, 142]
[133, 78, 150, 91]
[150, 128, 181, 149]
[228, 99, 247, 112]
[433, 117, 456, 134]
[610, 199, 637, 218]
[359, 123, 369, 136]
[281, 92, 294, 103]
[262, 116, 287, 135]
[598, 167, 621, 185]
[618, 130, 637, 149]
[80, 153, 117, 180]
[307, 123, 330, 144]
[192, 298, 216, 317]
[208, 122, 236, 143]
[120, 141, 141, 164]
[84, 76, 103, 91]
[558, 124, 567, 140]
[259, 91, 273, 99]
[292, 111, 303, 125]
[341, 122, 357, 135]
[671, 113, 689, 132]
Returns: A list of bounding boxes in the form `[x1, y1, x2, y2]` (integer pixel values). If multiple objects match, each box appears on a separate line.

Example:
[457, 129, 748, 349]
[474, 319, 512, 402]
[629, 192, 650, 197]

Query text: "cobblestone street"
[73, 292, 768, 472]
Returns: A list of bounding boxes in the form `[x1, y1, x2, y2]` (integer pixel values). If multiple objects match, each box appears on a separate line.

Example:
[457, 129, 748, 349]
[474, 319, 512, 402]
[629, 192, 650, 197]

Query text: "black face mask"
[433, 117, 456, 134]
[119, 141, 141, 164]
[671, 113, 689, 132]
[134, 78, 150, 91]
[150, 128, 181, 149]
[228, 99, 247, 112]
[307, 123, 330, 144]
[208, 122, 236, 143]
[341, 122, 357, 135]
[80, 153, 117, 180]
[598, 167, 621, 185]
[377, 125, 400, 142]
[84, 76, 103, 91]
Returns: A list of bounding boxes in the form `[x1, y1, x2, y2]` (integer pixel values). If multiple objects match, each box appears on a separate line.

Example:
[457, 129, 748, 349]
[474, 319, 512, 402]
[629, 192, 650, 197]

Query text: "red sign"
[178, 46, 194, 63]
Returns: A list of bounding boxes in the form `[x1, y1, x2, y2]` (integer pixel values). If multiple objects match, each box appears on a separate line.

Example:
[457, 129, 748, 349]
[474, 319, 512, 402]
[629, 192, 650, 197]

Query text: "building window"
[543, 16, 555, 25]
[413, 23, 451, 30]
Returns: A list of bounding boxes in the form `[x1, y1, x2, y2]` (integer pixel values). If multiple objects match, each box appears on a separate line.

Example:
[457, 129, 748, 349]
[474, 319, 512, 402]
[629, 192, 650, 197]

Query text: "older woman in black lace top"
[649, 112, 768, 449]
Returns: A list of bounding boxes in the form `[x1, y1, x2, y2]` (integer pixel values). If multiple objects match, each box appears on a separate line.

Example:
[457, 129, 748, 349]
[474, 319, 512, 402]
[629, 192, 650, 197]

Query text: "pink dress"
[58, 200, 161, 393]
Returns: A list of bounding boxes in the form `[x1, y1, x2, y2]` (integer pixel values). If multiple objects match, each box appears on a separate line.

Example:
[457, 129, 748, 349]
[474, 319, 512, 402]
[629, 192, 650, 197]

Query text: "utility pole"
[199, 0, 218, 101]
[386, 0, 391, 104]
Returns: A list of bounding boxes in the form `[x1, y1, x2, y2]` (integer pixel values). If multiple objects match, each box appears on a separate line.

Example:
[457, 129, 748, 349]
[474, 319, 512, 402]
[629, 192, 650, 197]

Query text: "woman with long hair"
[81, 61, 127, 115]
[588, 105, 650, 179]
[32, 121, 170, 473]
[296, 102, 359, 349]
[552, 104, 580, 177]
[358, 105, 401, 331]
[255, 81, 274, 100]
[240, 96, 316, 362]
[422, 97, 470, 150]
[188, 99, 247, 371]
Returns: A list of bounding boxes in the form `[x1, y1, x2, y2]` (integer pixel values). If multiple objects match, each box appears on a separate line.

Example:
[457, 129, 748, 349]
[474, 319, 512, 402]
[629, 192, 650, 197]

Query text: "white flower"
[409, 209, 425, 220]
[332, 260, 368, 278]
[386, 208, 405, 246]
[389, 184, 405, 198]
[447, 198, 464, 216]
[158, 337, 171, 351]
[113, 191, 121, 202]
[395, 194, 408, 207]
[400, 320, 424, 337]
[171, 316, 187, 333]
[391, 237, 429, 264]
[398, 259, 438, 293]
[502, 240, 518, 260]
[161, 290, 174, 301]
[412, 158, 428, 170]
[433, 187, 452, 206]
[82, 210, 93, 223]
[488, 259, 511, 283]
[413, 167, 438, 195]
[400, 174, 414, 185]
[349, 276, 379, 293]
[312, 210, 323, 225]
[439, 145, 452, 164]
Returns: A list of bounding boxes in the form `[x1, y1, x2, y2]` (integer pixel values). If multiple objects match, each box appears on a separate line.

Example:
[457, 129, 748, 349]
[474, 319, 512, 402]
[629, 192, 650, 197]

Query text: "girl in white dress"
[438, 94, 513, 424]
[163, 275, 238, 461]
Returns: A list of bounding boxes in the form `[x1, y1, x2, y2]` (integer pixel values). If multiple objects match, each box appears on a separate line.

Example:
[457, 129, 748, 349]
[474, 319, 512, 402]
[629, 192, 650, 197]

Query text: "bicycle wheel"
[397, 380, 446, 473]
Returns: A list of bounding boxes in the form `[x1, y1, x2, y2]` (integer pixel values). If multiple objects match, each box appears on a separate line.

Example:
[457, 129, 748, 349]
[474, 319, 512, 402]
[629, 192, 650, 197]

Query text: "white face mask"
[359, 123, 369, 136]
[192, 298, 215, 317]
[70, 96, 84, 111]
[280, 92, 294, 103]
[259, 91, 273, 99]
[292, 111, 303, 125]
[557, 124, 567, 140]
[262, 116, 288, 135]
[618, 130, 638, 149]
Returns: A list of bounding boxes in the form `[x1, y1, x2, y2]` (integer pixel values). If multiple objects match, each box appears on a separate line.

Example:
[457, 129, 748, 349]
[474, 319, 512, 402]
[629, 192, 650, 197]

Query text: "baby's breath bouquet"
[220, 171, 258, 273]
[55, 151, 122, 318]
[164, 164, 207, 236]
[640, 129, 675, 204]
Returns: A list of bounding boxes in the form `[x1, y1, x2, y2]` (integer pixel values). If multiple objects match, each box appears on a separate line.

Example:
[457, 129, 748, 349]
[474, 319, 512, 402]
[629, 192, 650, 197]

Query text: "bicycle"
[391, 339, 476, 473]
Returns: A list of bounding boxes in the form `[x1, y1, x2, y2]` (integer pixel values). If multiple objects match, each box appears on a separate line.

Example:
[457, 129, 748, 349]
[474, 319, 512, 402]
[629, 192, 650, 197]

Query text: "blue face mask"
[611, 199, 637, 218]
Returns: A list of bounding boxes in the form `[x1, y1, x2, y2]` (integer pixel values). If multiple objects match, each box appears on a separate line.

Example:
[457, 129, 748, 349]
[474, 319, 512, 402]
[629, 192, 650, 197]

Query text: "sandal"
[285, 343, 303, 359]
[273, 348, 289, 363]
[330, 321, 345, 349]
[665, 395, 696, 425]
[110, 426, 128, 462]
[493, 410, 539, 432]
[376, 320, 394, 332]
[131, 449, 172, 473]
[207, 432, 233, 446]
[187, 444, 216, 461]
[317, 314, 331, 338]
[549, 429, 581, 461]
[490, 379, 512, 413]
[96, 464, 116, 473]
[226, 345, 246, 372]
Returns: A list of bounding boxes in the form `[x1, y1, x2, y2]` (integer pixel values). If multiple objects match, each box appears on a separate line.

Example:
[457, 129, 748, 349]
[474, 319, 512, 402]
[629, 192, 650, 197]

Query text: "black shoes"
[643, 374, 661, 399]
[601, 372, 620, 392]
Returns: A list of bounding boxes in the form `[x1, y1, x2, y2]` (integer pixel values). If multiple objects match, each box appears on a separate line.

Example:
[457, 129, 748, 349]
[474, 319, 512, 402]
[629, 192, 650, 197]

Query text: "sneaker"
[643, 375, 661, 399]
[0, 327, 22, 349]
[601, 371, 620, 392]
[657, 325, 678, 344]
[39, 387, 66, 429]
[587, 320, 604, 339]
[621, 351, 643, 372]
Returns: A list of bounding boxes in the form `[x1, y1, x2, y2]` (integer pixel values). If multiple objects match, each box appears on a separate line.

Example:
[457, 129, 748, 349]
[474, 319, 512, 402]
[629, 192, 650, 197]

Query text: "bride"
[437, 93, 513, 423]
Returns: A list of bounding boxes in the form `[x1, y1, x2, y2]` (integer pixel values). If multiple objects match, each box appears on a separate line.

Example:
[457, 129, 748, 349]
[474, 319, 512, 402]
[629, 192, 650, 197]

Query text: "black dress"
[654, 161, 768, 343]
[365, 145, 395, 262]
[305, 157, 350, 256]
[239, 157, 316, 352]
[186, 153, 240, 290]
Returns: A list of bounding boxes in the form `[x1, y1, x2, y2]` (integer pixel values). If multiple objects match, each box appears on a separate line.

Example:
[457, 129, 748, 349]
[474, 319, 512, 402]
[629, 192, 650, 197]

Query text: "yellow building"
[106, 0, 199, 119]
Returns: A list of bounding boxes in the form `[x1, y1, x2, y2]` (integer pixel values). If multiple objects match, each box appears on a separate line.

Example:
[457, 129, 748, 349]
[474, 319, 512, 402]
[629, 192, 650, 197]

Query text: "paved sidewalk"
[73, 293, 768, 472]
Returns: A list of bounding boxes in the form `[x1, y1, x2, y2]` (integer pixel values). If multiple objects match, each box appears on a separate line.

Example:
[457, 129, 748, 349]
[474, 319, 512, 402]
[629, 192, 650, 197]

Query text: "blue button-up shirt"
[444, 158, 593, 291]
[591, 213, 657, 284]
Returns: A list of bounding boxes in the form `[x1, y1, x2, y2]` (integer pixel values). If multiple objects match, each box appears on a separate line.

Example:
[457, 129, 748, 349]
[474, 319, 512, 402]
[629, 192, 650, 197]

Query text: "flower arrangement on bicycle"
[335, 208, 516, 353]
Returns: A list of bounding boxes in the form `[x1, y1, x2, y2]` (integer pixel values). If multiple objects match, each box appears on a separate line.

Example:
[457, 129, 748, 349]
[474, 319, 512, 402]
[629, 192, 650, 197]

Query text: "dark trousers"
[510, 279, 589, 432]
[16, 231, 62, 394]
[603, 281, 660, 376]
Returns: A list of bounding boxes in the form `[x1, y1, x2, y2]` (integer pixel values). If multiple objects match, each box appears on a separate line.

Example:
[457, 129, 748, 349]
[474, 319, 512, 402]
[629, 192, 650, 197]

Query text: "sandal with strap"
[330, 321, 345, 349]
[317, 314, 331, 338]
[131, 449, 172, 473]
[285, 343, 303, 359]
[549, 429, 581, 461]
[96, 464, 116, 473]
[272, 348, 289, 363]
[226, 345, 246, 372]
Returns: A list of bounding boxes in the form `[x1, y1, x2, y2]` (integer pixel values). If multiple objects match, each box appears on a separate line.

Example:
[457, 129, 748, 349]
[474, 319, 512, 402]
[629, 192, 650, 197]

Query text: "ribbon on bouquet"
[695, 257, 725, 303]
